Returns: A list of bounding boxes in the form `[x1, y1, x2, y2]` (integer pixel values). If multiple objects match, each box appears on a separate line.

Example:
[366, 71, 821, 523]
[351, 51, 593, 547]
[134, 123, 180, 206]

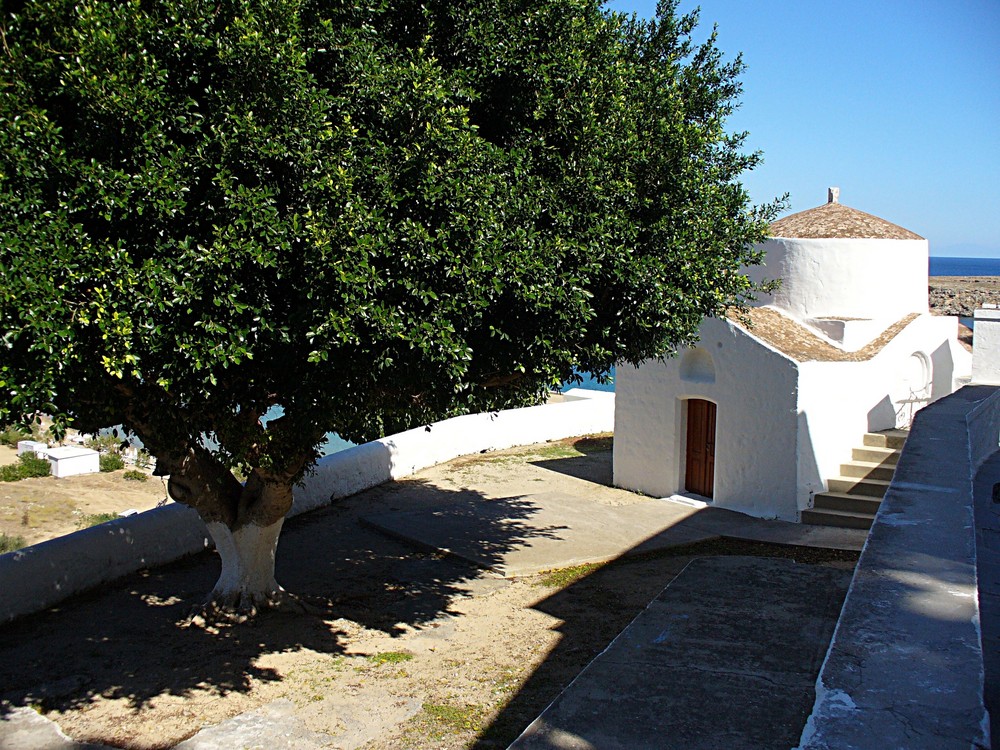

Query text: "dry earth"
[0, 437, 856, 749]
[0, 445, 168, 548]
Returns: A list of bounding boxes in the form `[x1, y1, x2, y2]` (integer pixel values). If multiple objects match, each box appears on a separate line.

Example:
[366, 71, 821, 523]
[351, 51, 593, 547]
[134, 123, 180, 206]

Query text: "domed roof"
[770, 188, 924, 240]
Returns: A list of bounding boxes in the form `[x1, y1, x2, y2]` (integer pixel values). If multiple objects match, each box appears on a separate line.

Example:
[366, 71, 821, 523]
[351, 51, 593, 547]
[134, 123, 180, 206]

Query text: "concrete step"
[801, 507, 875, 530]
[852, 446, 901, 465]
[863, 429, 908, 450]
[812, 491, 883, 515]
[827, 476, 892, 498]
[839, 461, 897, 482]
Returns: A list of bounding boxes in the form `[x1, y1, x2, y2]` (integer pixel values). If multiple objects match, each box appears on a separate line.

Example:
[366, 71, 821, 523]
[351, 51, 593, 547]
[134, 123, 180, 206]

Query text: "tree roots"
[182, 589, 326, 628]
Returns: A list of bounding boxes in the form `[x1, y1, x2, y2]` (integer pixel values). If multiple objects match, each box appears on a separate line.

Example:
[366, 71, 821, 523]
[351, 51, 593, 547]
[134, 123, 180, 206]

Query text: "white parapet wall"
[292, 390, 615, 515]
[16, 440, 48, 457]
[972, 306, 1000, 385]
[0, 391, 614, 623]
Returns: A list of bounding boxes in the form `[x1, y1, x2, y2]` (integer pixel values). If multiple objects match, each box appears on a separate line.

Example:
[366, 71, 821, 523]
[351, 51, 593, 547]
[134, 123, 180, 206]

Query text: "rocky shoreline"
[929, 276, 1000, 317]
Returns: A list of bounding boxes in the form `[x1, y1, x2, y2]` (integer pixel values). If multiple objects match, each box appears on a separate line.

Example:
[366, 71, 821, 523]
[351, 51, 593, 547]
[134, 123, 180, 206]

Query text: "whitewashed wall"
[0, 392, 614, 623]
[972, 307, 1000, 385]
[616, 314, 970, 520]
[795, 314, 967, 512]
[744, 237, 929, 321]
[614, 317, 801, 520]
[292, 391, 615, 514]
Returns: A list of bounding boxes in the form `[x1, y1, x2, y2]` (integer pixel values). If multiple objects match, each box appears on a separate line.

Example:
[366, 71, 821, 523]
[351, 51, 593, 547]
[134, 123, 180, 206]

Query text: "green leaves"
[0, 0, 779, 474]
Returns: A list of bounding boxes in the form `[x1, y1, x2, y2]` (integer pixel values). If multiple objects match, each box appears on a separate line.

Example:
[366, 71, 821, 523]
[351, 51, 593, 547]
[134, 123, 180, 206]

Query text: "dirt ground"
[0, 445, 168, 548]
[0, 437, 856, 749]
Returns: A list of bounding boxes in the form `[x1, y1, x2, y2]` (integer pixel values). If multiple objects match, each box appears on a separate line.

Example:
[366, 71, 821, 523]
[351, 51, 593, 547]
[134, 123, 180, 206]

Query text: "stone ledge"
[796, 385, 999, 750]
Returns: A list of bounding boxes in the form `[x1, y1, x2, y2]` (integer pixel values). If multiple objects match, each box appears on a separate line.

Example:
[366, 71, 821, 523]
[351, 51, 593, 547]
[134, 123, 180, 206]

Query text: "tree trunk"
[204, 518, 286, 615]
[158, 444, 316, 618]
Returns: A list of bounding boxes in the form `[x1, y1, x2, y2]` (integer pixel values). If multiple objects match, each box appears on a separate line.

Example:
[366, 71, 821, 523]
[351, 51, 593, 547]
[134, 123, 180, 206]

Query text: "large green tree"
[0, 0, 779, 613]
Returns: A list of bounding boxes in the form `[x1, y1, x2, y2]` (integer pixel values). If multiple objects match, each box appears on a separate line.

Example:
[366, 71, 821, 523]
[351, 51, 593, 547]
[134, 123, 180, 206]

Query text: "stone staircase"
[801, 429, 908, 529]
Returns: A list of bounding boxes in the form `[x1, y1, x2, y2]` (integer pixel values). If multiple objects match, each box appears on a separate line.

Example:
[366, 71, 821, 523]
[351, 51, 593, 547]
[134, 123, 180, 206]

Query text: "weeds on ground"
[367, 651, 414, 666]
[79, 512, 119, 528]
[85, 434, 122, 453]
[419, 701, 486, 735]
[0, 532, 27, 554]
[536, 562, 603, 588]
[0, 425, 30, 447]
[122, 469, 148, 481]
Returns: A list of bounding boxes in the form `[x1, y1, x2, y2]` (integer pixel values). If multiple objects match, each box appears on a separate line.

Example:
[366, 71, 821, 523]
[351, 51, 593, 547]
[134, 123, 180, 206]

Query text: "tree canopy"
[0, 0, 779, 609]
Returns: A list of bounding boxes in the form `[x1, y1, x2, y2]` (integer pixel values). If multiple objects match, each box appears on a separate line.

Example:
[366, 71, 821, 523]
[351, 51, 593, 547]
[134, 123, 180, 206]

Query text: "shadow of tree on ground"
[0, 479, 561, 726]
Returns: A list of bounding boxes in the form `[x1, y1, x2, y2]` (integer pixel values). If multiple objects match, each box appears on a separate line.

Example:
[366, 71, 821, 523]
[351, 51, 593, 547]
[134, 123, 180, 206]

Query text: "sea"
[929, 256, 1000, 277]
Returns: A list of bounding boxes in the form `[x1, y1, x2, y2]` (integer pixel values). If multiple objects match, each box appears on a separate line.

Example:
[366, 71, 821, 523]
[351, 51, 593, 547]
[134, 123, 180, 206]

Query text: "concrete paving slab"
[173, 700, 334, 750]
[0, 706, 113, 750]
[362, 492, 719, 576]
[509, 557, 851, 749]
[362, 494, 866, 577]
[172, 693, 422, 750]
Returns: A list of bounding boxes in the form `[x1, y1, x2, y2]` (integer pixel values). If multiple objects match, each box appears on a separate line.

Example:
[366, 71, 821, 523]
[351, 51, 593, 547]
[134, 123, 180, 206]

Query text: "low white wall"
[0, 393, 614, 623]
[291, 393, 615, 515]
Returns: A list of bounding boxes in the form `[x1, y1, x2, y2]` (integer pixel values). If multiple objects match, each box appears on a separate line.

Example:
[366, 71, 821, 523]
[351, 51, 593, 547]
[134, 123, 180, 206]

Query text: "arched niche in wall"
[679, 347, 716, 384]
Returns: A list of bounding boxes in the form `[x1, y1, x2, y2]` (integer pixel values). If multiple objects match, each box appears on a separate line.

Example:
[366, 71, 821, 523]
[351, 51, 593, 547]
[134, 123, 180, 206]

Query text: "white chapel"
[613, 188, 972, 522]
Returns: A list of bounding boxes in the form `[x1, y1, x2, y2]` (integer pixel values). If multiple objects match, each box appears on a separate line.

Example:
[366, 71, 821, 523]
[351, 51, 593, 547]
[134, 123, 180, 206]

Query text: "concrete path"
[509, 556, 852, 750]
[362, 493, 865, 577]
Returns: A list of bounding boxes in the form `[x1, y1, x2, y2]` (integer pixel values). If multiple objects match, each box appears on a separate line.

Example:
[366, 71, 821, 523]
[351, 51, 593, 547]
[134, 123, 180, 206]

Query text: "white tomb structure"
[46, 446, 100, 478]
[16, 440, 49, 458]
[614, 189, 972, 521]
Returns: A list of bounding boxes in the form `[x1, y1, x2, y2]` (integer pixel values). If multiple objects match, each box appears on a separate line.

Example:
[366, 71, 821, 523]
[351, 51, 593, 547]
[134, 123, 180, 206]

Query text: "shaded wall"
[796, 385, 1000, 750]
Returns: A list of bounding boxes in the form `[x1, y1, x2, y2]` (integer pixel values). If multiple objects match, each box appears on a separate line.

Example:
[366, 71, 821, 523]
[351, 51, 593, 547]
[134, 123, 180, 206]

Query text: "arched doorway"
[685, 399, 716, 498]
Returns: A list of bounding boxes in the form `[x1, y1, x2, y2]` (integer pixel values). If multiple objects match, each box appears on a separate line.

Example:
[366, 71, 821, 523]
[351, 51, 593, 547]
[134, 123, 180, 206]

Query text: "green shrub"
[0, 425, 30, 447]
[99, 453, 125, 472]
[122, 469, 147, 481]
[18, 453, 51, 478]
[0, 533, 27, 554]
[135, 449, 152, 469]
[0, 465, 22, 482]
[85, 433, 121, 453]
[0, 453, 52, 482]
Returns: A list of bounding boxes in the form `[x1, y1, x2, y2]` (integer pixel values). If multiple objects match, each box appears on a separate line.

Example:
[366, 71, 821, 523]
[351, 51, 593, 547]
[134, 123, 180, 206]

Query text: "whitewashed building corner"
[614, 188, 972, 522]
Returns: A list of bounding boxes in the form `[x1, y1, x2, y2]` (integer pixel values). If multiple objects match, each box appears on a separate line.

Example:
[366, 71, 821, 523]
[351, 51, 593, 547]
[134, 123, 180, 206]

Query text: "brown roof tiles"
[727, 307, 920, 362]
[770, 202, 923, 240]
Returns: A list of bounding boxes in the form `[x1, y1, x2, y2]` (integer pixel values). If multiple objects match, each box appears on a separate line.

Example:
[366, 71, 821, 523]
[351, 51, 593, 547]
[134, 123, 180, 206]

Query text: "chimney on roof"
[828, 187, 840, 204]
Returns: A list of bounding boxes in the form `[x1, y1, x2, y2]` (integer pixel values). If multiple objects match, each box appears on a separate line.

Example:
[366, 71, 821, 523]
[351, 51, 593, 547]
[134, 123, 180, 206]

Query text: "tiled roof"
[770, 202, 923, 240]
[727, 307, 920, 362]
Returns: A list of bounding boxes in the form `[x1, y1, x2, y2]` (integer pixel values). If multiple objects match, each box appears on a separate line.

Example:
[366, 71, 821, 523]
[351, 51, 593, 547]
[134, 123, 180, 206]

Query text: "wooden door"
[685, 399, 716, 498]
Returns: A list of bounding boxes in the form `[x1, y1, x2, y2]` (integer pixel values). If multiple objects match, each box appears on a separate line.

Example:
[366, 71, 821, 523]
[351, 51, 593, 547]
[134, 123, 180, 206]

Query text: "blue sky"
[605, 0, 1000, 258]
